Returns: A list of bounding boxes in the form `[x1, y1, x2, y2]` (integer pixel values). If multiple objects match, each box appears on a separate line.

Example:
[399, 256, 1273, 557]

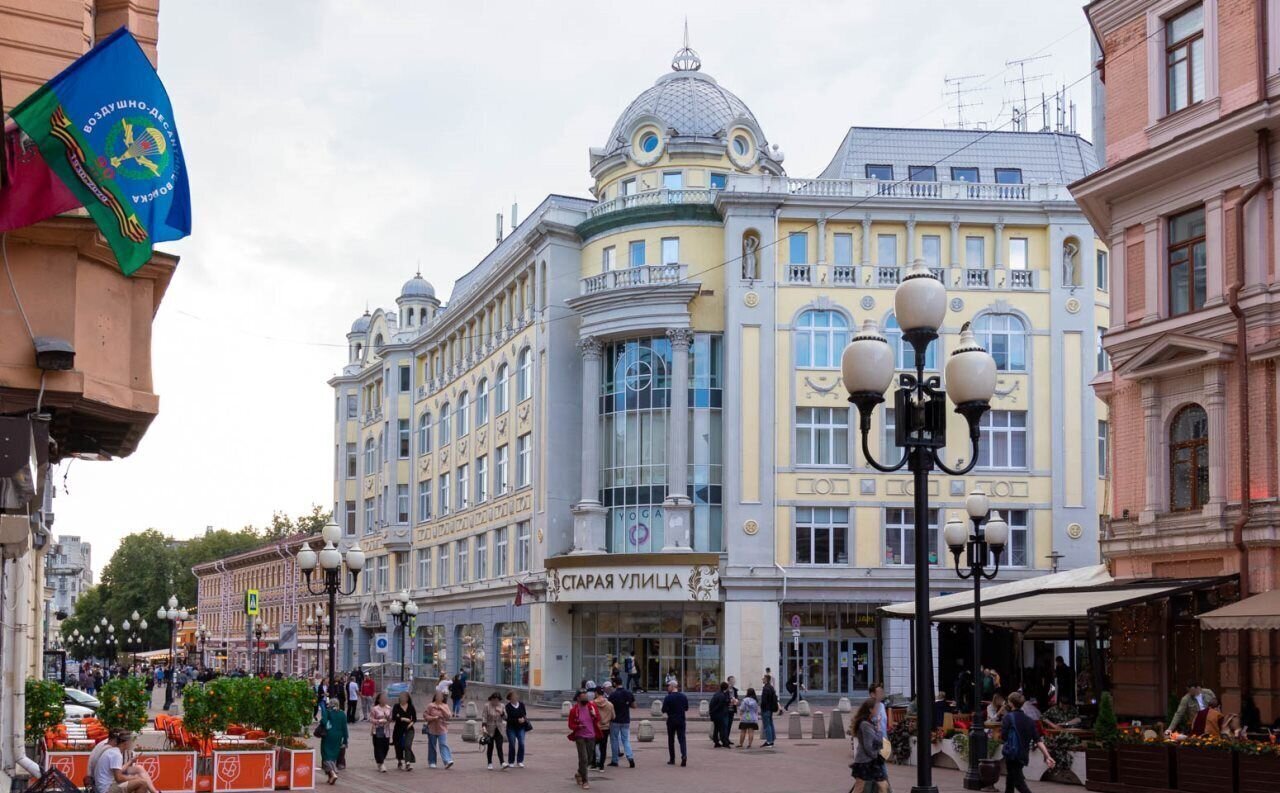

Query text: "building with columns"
[332, 37, 1107, 699]
[1071, 0, 1280, 722]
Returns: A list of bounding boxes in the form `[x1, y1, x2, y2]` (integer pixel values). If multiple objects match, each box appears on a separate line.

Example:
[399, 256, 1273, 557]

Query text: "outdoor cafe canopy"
[1198, 588, 1280, 630]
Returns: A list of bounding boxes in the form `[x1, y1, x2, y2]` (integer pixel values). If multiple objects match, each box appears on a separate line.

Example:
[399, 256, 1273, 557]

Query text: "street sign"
[374, 633, 389, 654]
[790, 614, 802, 629]
[244, 590, 259, 616]
[277, 623, 297, 651]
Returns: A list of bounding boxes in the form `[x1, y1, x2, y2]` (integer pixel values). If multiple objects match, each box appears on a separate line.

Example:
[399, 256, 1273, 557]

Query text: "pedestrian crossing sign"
[245, 589, 259, 616]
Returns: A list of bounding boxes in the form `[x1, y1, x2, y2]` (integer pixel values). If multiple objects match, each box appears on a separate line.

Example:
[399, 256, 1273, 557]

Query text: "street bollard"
[787, 711, 803, 739]
[699, 699, 710, 718]
[812, 712, 827, 739]
[827, 710, 846, 739]
[837, 697, 852, 713]
[637, 720, 655, 742]
[561, 700, 572, 717]
[798, 700, 812, 716]
[465, 700, 479, 720]
[461, 719, 478, 742]
[651, 699, 664, 717]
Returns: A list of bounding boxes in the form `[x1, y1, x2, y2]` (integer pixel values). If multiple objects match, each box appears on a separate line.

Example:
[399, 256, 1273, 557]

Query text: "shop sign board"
[547, 563, 719, 603]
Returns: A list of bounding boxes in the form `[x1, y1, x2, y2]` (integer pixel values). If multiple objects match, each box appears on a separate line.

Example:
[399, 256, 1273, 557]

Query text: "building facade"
[1073, 0, 1280, 721]
[331, 39, 1108, 699]
[46, 535, 93, 630]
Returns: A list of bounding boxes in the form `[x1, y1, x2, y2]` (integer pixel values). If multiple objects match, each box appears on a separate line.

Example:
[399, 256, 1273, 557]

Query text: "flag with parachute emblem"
[6, 27, 190, 275]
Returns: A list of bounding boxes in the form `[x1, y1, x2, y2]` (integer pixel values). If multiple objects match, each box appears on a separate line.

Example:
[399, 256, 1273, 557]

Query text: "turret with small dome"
[396, 271, 440, 331]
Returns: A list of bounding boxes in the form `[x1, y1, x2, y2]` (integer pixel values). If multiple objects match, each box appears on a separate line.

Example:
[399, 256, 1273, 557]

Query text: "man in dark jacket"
[708, 683, 730, 747]
[607, 684, 636, 767]
[759, 675, 779, 747]
[1001, 691, 1055, 793]
[661, 680, 689, 766]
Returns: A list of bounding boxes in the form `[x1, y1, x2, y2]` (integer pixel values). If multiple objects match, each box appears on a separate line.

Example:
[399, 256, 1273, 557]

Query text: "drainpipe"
[774, 563, 788, 603]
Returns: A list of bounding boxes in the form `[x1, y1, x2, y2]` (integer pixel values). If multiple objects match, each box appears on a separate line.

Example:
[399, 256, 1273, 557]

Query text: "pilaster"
[663, 328, 694, 551]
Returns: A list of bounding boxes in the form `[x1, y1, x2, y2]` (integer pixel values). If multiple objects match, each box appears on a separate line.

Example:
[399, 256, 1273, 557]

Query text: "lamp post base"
[963, 725, 990, 790]
[910, 786, 940, 793]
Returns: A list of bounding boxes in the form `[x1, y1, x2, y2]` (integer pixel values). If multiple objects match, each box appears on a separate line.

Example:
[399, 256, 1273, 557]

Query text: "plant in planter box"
[1174, 734, 1237, 793]
[99, 676, 149, 735]
[1235, 740, 1280, 793]
[1084, 692, 1120, 785]
[25, 678, 65, 747]
[1044, 731, 1080, 781]
[952, 731, 969, 762]
[254, 678, 314, 746]
[1092, 692, 1119, 748]
[207, 676, 254, 732]
[888, 717, 915, 764]
[182, 684, 228, 744]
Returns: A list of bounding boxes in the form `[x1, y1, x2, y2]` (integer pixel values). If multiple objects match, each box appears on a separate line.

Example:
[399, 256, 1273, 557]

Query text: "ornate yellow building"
[330, 38, 1108, 698]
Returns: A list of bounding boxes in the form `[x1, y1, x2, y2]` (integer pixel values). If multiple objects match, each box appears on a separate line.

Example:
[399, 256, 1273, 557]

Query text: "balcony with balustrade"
[578, 187, 721, 240]
[581, 262, 689, 295]
[780, 261, 1042, 290]
[726, 174, 1076, 204]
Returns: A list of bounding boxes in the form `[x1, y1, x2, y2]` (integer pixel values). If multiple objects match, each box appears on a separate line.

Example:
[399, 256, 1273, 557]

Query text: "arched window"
[495, 364, 510, 414]
[374, 333, 384, 347]
[364, 437, 375, 471]
[794, 310, 849, 368]
[973, 313, 1027, 371]
[517, 348, 532, 401]
[418, 412, 432, 455]
[884, 314, 938, 370]
[476, 378, 489, 426]
[439, 403, 451, 442]
[1170, 405, 1209, 511]
[456, 392, 470, 438]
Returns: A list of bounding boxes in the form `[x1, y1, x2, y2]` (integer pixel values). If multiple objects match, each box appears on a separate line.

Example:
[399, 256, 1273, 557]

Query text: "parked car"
[64, 688, 100, 711]
[64, 703, 94, 722]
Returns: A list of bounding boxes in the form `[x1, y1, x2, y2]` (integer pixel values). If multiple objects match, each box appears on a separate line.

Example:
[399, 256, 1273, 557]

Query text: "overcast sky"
[57, 1, 1095, 577]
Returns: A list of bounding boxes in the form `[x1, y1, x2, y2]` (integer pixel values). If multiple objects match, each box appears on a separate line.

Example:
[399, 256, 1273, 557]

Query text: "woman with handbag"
[391, 692, 418, 771]
[318, 697, 348, 785]
[369, 693, 393, 773]
[736, 687, 761, 749]
[482, 692, 508, 769]
[504, 690, 530, 768]
[425, 691, 454, 769]
[850, 698, 889, 793]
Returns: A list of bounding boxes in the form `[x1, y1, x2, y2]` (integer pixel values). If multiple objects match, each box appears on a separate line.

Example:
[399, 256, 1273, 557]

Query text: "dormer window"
[865, 164, 893, 180]
[732, 135, 750, 156]
[950, 167, 979, 183]
[640, 131, 659, 153]
[994, 168, 1023, 185]
[908, 166, 937, 182]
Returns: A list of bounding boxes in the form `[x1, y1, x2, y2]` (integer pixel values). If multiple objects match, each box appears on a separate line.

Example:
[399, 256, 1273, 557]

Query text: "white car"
[64, 703, 94, 722]
[64, 688, 101, 710]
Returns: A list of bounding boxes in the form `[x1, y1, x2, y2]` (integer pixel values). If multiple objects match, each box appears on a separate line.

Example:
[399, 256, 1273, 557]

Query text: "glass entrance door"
[839, 639, 874, 694]
[784, 639, 829, 692]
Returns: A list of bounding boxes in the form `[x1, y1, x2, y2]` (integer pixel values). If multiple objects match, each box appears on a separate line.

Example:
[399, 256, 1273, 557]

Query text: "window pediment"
[1115, 333, 1234, 379]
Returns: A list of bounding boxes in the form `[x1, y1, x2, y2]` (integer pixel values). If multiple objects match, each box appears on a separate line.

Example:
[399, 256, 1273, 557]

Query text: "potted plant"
[205, 678, 276, 793]
[26, 678, 66, 763]
[888, 717, 915, 765]
[1234, 740, 1280, 793]
[1085, 691, 1120, 788]
[1173, 733, 1236, 793]
[98, 677, 149, 736]
[252, 678, 316, 790]
[1045, 731, 1083, 784]
[1115, 726, 1175, 790]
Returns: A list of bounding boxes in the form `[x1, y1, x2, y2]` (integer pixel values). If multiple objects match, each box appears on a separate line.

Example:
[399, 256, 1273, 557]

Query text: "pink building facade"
[1074, 0, 1280, 720]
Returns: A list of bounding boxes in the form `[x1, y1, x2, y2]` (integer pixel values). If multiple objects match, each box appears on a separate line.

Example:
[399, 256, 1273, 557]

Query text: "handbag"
[313, 719, 328, 739]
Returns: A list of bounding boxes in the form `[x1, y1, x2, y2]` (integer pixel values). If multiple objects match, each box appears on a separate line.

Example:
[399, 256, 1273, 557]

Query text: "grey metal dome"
[350, 311, 371, 333]
[601, 69, 766, 157]
[399, 273, 435, 300]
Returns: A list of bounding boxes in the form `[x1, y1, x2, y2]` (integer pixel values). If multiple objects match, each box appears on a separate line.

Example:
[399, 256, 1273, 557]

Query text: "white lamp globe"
[131, 610, 140, 621]
[965, 489, 990, 519]
[93, 625, 100, 634]
[297, 545, 317, 571]
[984, 511, 1010, 549]
[389, 599, 403, 616]
[943, 513, 969, 551]
[894, 259, 947, 333]
[841, 321, 896, 397]
[179, 608, 189, 620]
[122, 619, 131, 631]
[406, 601, 419, 616]
[101, 617, 108, 626]
[345, 545, 366, 572]
[318, 545, 341, 570]
[107, 624, 115, 634]
[139, 619, 148, 631]
[945, 324, 997, 405]
[321, 520, 342, 546]
[168, 595, 179, 610]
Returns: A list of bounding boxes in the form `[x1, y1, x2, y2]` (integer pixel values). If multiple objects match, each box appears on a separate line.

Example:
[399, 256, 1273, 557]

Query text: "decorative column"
[571, 337, 607, 554]
[906, 214, 917, 262]
[1204, 365, 1228, 515]
[949, 216, 961, 267]
[1140, 378, 1161, 523]
[861, 215, 873, 266]
[994, 219, 1005, 268]
[663, 328, 695, 551]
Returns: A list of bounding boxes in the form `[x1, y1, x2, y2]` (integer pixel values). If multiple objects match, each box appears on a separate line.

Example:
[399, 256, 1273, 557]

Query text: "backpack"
[1002, 713, 1028, 764]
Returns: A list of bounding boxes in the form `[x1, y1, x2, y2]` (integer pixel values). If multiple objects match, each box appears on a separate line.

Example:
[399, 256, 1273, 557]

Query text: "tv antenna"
[1005, 54, 1051, 131]
[943, 74, 984, 129]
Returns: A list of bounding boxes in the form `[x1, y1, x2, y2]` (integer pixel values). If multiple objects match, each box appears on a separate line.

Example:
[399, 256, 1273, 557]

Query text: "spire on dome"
[671, 18, 701, 72]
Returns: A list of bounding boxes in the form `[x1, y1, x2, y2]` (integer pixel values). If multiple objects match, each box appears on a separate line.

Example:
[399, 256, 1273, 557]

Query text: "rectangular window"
[439, 472, 450, 515]
[977, 410, 1028, 469]
[662, 171, 683, 190]
[921, 235, 941, 268]
[1009, 238, 1029, 270]
[794, 506, 849, 565]
[494, 527, 508, 578]
[789, 232, 808, 264]
[620, 177, 636, 196]
[417, 480, 432, 522]
[363, 498, 375, 534]
[709, 172, 727, 190]
[495, 444, 510, 494]
[794, 407, 849, 466]
[1096, 250, 1109, 291]
[437, 544, 449, 587]
[345, 443, 357, 478]
[395, 552, 408, 591]
[865, 164, 893, 180]
[602, 246, 616, 272]
[1165, 3, 1205, 114]
[994, 168, 1022, 185]
[1098, 420, 1109, 478]
[629, 240, 646, 267]
[399, 365, 411, 393]
[884, 507, 940, 566]
[661, 237, 680, 265]
[950, 166, 979, 183]
[877, 234, 897, 266]
[416, 548, 430, 589]
[908, 165, 937, 181]
[376, 555, 389, 593]
[455, 539, 468, 583]
[344, 500, 356, 536]
[362, 564, 372, 593]
[1168, 207, 1206, 316]
[517, 433, 531, 487]
[476, 454, 489, 503]
[991, 509, 1030, 568]
[475, 533, 488, 580]
[457, 463, 470, 510]
[833, 233, 853, 266]
[396, 484, 409, 524]
[965, 236, 985, 267]
[398, 419, 410, 459]
[516, 520, 531, 572]
[882, 407, 897, 462]
[346, 394, 358, 418]
[1097, 327, 1109, 372]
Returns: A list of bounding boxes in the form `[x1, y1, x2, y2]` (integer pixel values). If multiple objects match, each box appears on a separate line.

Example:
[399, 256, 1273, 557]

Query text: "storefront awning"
[1199, 588, 1280, 630]
[929, 585, 1184, 623]
[879, 564, 1114, 619]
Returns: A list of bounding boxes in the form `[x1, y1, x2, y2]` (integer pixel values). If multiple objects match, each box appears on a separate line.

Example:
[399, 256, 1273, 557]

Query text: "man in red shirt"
[359, 676, 376, 721]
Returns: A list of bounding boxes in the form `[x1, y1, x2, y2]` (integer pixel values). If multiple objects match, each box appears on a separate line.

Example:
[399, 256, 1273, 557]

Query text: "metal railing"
[766, 176, 1068, 202]
[588, 188, 717, 218]
[581, 262, 689, 295]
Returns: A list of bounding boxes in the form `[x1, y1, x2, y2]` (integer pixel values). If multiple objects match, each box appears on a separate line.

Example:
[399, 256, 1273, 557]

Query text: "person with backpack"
[759, 674, 780, 747]
[624, 651, 642, 692]
[784, 670, 805, 710]
[1000, 691, 1055, 793]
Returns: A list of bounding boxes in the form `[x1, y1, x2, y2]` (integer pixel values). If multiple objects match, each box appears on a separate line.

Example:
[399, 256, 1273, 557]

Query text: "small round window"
[733, 135, 750, 157]
[640, 132, 659, 153]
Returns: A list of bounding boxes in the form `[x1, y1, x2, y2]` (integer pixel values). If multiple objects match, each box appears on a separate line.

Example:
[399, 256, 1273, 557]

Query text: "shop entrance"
[784, 637, 875, 695]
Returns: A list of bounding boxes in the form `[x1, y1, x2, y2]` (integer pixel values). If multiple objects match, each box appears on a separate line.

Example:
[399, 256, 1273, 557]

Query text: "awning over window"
[1199, 589, 1280, 631]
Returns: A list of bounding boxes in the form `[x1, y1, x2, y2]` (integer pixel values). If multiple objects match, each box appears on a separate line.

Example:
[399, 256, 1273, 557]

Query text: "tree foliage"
[98, 676, 149, 734]
[1094, 691, 1120, 748]
[25, 678, 65, 744]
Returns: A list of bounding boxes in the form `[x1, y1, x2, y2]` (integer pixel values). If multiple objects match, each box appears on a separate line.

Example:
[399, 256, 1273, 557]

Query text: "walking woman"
[567, 689, 602, 789]
[504, 690, 529, 768]
[482, 692, 508, 769]
[369, 693, 392, 773]
[390, 692, 417, 771]
[850, 698, 888, 793]
[736, 687, 761, 749]
[449, 673, 466, 716]
[425, 691, 455, 769]
[319, 697, 348, 785]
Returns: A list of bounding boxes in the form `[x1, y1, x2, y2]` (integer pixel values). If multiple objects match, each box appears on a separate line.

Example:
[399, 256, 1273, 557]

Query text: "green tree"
[59, 586, 106, 660]
[254, 505, 331, 541]
[99, 529, 184, 649]
[1094, 691, 1119, 748]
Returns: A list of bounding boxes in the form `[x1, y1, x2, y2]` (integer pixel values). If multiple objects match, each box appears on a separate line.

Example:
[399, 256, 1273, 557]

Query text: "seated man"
[94, 732, 159, 793]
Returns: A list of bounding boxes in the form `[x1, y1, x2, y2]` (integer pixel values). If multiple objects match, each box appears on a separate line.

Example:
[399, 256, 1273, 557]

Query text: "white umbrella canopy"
[1199, 588, 1280, 630]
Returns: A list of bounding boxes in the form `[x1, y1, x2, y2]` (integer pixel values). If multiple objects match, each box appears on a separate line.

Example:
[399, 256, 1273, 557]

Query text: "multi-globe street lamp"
[840, 258, 997, 793]
[297, 520, 364, 691]
[157, 595, 189, 711]
[944, 494, 1009, 790]
[304, 605, 329, 677]
[253, 619, 270, 676]
[196, 625, 209, 672]
[389, 590, 418, 682]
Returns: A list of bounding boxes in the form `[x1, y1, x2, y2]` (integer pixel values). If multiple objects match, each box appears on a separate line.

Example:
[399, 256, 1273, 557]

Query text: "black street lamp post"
[841, 259, 997, 793]
[297, 521, 364, 692]
[196, 625, 209, 673]
[157, 595, 189, 711]
[389, 590, 418, 682]
[305, 606, 329, 676]
[943, 494, 1009, 790]
[253, 620, 269, 676]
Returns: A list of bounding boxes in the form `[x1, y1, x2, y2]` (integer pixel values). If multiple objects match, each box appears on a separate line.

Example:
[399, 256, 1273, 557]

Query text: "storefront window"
[418, 624, 445, 676]
[497, 622, 529, 687]
[572, 603, 720, 693]
[457, 623, 486, 682]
